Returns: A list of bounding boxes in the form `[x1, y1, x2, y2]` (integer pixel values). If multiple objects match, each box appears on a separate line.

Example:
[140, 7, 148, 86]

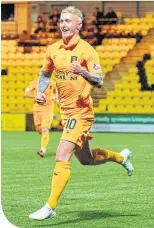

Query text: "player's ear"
[77, 22, 82, 31]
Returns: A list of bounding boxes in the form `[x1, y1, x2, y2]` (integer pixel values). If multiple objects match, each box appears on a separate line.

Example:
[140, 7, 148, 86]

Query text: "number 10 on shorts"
[65, 119, 77, 130]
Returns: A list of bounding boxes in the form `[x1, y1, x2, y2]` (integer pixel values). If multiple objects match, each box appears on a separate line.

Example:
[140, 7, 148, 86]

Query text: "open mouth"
[62, 28, 69, 32]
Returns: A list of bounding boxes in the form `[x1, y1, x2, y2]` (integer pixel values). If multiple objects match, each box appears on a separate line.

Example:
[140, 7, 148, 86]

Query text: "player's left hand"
[71, 61, 82, 74]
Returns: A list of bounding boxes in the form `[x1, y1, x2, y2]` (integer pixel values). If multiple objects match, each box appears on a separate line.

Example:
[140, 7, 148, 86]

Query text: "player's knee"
[56, 154, 70, 162]
[35, 126, 42, 134]
[56, 150, 72, 162]
[42, 127, 49, 133]
[79, 158, 92, 166]
[56, 140, 75, 161]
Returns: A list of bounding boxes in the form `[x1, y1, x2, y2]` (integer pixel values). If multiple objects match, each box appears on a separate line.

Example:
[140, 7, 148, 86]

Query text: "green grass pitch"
[1, 132, 154, 228]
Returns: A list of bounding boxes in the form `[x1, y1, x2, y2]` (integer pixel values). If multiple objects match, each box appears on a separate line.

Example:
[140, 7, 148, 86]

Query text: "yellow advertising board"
[1, 114, 25, 131]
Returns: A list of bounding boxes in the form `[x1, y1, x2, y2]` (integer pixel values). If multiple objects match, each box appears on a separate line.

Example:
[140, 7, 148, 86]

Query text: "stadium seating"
[96, 38, 136, 77]
[93, 13, 154, 114]
[2, 14, 154, 117]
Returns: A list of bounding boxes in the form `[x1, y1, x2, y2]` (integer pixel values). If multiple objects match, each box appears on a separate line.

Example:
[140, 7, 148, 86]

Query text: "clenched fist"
[36, 92, 46, 105]
[70, 61, 82, 74]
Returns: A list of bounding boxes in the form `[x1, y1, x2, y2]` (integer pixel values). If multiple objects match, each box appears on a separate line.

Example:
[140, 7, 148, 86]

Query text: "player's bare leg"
[29, 140, 75, 220]
[74, 140, 134, 176]
[74, 140, 93, 165]
[37, 127, 50, 157]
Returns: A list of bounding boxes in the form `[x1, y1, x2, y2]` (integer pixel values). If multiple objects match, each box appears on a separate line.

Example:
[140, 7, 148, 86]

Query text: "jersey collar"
[59, 35, 80, 50]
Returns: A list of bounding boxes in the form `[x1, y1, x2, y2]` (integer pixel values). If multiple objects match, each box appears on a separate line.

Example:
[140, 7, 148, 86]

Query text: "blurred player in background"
[29, 6, 134, 220]
[25, 78, 58, 157]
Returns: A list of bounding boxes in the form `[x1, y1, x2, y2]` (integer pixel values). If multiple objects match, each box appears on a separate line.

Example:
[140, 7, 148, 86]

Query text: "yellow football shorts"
[61, 117, 94, 148]
[33, 111, 53, 131]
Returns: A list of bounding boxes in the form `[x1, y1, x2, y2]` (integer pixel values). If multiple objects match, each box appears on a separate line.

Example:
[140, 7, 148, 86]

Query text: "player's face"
[60, 13, 81, 39]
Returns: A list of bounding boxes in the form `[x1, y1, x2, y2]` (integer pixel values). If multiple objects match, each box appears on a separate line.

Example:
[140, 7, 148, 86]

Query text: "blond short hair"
[61, 6, 83, 21]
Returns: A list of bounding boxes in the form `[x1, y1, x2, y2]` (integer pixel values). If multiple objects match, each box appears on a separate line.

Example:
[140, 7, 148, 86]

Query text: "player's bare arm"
[80, 70, 103, 88]
[25, 87, 36, 99]
[38, 71, 51, 92]
[71, 61, 103, 88]
[36, 71, 52, 105]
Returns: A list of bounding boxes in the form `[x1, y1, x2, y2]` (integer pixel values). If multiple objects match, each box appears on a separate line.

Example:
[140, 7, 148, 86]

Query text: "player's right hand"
[71, 61, 82, 74]
[36, 92, 46, 105]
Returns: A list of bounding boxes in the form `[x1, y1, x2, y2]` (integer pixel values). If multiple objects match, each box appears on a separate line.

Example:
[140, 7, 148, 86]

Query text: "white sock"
[46, 203, 52, 210]
[41, 148, 46, 153]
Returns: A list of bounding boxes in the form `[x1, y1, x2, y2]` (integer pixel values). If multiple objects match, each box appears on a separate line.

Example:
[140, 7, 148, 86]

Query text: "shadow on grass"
[32, 210, 139, 227]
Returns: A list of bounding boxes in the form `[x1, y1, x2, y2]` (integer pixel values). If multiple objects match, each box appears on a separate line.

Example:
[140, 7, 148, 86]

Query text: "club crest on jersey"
[53, 54, 57, 59]
[71, 56, 78, 62]
[93, 64, 101, 70]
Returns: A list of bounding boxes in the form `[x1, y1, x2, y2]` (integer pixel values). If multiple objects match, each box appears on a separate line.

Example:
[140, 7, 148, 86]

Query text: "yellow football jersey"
[41, 36, 102, 120]
[26, 78, 56, 111]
